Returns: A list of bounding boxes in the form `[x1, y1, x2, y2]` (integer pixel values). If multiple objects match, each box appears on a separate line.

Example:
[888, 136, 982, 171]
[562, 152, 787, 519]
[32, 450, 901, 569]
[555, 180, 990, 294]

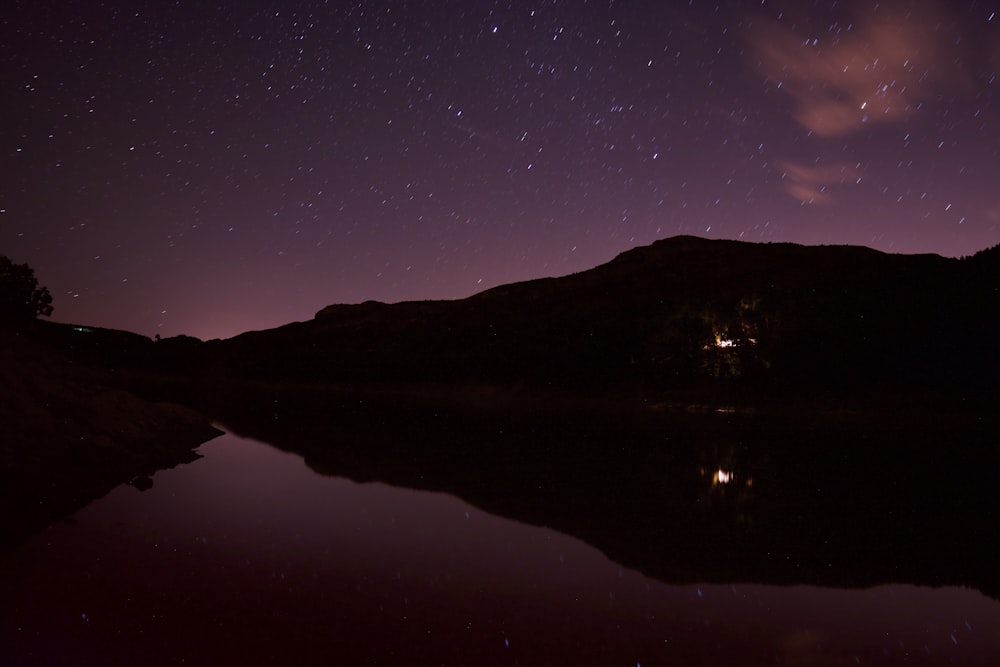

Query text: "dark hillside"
[191, 236, 995, 402]
[0, 325, 220, 551]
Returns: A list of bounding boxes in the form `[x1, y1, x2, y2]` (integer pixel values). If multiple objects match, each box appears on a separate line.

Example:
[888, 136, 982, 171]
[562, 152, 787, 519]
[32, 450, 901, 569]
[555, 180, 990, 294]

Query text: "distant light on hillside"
[713, 469, 734, 485]
[714, 335, 736, 348]
[710, 331, 757, 348]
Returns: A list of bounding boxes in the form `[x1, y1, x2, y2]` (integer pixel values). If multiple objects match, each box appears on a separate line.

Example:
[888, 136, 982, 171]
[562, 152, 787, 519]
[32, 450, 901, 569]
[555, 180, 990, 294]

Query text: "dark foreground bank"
[0, 327, 221, 552]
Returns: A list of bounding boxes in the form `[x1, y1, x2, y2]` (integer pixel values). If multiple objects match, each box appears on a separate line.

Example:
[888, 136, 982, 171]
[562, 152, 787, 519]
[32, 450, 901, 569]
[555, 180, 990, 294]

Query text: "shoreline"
[0, 328, 222, 552]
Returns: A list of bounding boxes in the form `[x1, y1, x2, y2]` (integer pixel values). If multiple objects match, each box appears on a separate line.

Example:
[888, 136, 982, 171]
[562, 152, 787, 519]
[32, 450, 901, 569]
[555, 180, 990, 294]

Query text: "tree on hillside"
[0, 255, 54, 322]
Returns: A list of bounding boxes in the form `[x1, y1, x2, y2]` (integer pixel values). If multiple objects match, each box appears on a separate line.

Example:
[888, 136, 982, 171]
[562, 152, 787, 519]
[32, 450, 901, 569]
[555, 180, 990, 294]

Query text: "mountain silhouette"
[180, 235, 997, 401]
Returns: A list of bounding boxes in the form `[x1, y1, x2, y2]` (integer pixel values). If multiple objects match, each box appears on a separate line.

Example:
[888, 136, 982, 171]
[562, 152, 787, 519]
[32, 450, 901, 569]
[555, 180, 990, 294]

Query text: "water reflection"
[1, 432, 998, 666]
[695, 439, 757, 529]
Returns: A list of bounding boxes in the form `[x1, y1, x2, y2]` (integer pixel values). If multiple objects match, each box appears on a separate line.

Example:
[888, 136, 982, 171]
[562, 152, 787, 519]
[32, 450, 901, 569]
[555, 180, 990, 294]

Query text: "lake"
[2, 430, 999, 666]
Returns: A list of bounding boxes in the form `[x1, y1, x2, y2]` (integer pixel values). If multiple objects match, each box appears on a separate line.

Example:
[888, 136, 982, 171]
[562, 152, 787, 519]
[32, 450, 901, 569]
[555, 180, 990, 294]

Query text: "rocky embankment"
[0, 327, 221, 551]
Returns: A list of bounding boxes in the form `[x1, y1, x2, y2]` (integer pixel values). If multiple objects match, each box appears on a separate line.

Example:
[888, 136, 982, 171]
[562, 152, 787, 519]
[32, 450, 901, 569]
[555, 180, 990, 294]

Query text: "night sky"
[3, 1, 998, 340]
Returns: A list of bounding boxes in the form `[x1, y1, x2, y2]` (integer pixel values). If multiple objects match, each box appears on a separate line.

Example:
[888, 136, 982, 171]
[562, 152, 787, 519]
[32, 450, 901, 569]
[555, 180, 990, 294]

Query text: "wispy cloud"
[746, 3, 967, 137]
[775, 159, 862, 205]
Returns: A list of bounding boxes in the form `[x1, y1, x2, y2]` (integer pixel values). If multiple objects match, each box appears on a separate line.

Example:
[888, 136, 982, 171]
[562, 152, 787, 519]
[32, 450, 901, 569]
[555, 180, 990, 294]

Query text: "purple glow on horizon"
[3, 1, 998, 339]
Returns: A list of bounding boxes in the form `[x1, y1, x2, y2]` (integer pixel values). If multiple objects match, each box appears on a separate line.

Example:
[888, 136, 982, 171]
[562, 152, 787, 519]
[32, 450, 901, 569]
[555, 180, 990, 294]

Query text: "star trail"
[3, 1, 998, 339]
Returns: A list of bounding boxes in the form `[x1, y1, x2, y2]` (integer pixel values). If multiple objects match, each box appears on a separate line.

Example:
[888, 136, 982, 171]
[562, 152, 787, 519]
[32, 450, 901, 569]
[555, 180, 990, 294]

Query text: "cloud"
[775, 159, 862, 205]
[746, 3, 967, 137]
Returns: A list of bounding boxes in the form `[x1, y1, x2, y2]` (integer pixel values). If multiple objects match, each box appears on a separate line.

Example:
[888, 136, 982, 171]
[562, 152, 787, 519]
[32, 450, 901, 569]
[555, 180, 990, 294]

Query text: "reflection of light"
[713, 469, 733, 485]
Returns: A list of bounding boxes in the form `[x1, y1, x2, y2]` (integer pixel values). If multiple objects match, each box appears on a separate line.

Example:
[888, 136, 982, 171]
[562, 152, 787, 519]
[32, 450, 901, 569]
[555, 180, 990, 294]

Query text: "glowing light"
[713, 469, 734, 485]
[711, 331, 757, 348]
[714, 335, 735, 348]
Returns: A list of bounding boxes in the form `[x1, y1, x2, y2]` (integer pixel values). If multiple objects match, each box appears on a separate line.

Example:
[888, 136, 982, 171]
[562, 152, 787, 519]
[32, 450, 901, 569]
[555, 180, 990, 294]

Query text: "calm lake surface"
[2, 431, 999, 666]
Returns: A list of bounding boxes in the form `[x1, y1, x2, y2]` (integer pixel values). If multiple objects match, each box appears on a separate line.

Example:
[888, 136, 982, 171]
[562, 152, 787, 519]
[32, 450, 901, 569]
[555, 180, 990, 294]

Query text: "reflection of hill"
[207, 385, 1000, 601]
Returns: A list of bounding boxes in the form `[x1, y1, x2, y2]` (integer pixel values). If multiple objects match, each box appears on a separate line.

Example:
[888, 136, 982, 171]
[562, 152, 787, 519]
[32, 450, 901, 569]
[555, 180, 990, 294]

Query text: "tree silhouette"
[0, 255, 54, 322]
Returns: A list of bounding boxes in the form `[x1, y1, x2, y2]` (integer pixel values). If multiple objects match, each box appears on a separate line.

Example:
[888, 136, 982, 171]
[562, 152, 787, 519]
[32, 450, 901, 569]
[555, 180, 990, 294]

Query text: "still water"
[2, 432, 998, 666]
